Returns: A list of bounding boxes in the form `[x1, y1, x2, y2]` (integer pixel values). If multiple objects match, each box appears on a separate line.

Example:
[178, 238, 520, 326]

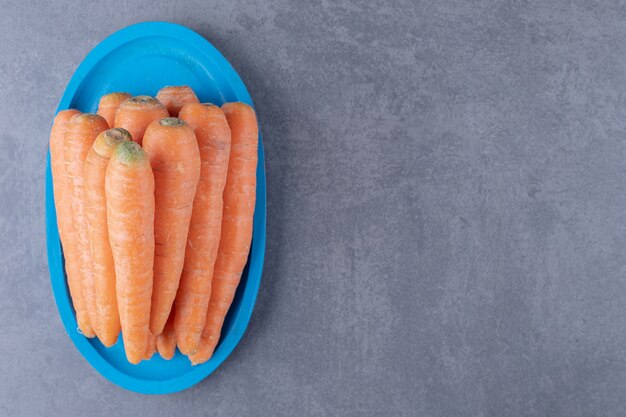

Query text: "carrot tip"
[76, 326, 93, 338]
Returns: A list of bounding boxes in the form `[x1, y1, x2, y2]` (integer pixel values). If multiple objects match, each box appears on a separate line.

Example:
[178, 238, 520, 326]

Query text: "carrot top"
[102, 92, 131, 101]
[123, 95, 163, 110]
[71, 113, 108, 130]
[93, 128, 131, 156]
[114, 140, 148, 165]
[159, 117, 186, 127]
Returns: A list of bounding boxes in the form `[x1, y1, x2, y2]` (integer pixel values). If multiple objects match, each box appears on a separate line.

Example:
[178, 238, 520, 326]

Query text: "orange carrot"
[143, 117, 201, 334]
[156, 86, 199, 117]
[113, 96, 168, 145]
[106, 141, 155, 364]
[156, 310, 177, 360]
[144, 332, 157, 360]
[84, 128, 130, 346]
[175, 103, 231, 355]
[189, 103, 258, 364]
[97, 92, 131, 127]
[50, 109, 95, 337]
[65, 113, 109, 337]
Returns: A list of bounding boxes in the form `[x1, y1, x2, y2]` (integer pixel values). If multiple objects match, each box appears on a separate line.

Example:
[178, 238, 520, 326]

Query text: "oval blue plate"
[45, 22, 266, 394]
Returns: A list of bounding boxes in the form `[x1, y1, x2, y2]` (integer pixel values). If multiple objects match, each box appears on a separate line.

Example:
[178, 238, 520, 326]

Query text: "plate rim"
[45, 21, 267, 395]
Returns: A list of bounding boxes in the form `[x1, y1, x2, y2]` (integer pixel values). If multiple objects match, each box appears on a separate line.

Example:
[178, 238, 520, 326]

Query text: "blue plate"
[45, 22, 266, 394]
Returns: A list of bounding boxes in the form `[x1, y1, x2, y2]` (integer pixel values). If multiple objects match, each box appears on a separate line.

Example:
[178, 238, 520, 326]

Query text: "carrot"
[65, 113, 109, 337]
[113, 96, 168, 145]
[143, 117, 201, 334]
[189, 102, 258, 364]
[106, 141, 155, 364]
[144, 332, 157, 360]
[50, 109, 95, 337]
[156, 86, 199, 117]
[97, 92, 131, 127]
[175, 103, 231, 355]
[156, 310, 177, 360]
[84, 128, 130, 346]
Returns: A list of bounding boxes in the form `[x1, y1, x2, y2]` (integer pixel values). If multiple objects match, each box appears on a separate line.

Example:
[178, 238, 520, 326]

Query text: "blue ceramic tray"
[45, 22, 266, 394]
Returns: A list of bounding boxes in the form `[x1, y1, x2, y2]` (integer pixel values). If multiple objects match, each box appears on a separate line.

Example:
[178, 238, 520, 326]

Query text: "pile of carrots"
[49, 86, 258, 364]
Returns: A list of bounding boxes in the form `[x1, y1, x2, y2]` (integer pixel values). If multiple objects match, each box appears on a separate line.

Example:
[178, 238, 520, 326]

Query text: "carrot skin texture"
[50, 109, 95, 337]
[157, 310, 177, 360]
[144, 332, 157, 360]
[114, 96, 169, 145]
[143, 118, 201, 335]
[175, 103, 231, 355]
[65, 114, 109, 337]
[84, 128, 130, 346]
[189, 102, 258, 364]
[106, 141, 155, 364]
[156, 86, 199, 117]
[97, 92, 131, 127]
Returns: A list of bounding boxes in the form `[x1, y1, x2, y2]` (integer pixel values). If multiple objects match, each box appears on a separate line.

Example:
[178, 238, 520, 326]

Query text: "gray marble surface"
[2, 1, 626, 416]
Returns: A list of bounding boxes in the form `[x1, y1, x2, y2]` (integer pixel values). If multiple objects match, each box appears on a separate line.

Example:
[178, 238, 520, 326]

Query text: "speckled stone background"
[1, 1, 626, 416]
